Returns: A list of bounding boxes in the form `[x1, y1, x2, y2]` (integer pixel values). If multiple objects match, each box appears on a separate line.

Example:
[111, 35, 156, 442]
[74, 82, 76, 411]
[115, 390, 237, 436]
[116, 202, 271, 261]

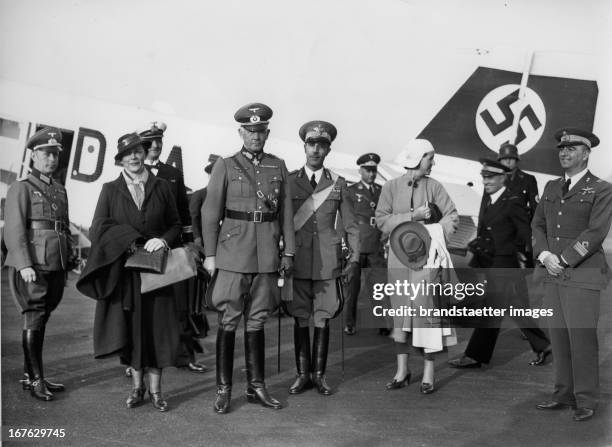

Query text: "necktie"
[133, 182, 144, 209]
[562, 178, 571, 195]
[310, 173, 317, 189]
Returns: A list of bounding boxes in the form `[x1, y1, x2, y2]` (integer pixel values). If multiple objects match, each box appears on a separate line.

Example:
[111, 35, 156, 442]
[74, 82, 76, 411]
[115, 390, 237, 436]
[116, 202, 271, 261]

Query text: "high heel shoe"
[126, 387, 146, 408]
[385, 372, 411, 390]
[149, 392, 168, 412]
[420, 382, 435, 394]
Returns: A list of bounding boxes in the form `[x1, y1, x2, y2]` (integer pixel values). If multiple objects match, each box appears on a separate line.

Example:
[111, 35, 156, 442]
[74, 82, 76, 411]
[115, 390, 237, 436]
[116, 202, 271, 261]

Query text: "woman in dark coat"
[77, 133, 181, 412]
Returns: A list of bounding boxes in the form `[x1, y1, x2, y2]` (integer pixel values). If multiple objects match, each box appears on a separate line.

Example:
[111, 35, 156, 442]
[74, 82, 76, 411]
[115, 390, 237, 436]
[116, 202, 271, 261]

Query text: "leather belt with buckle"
[357, 217, 377, 227]
[27, 219, 68, 233]
[225, 209, 277, 223]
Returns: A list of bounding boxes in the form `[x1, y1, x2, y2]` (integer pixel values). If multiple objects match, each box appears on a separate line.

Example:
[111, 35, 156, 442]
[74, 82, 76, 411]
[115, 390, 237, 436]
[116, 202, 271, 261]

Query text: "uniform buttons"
[258, 206, 262, 210]
[560, 200, 565, 204]
[557, 224, 560, 228]
[558, 211, 562, 215]
[555, 237, 559, 241]
[227, 234, 230, 237]
[486, 226, 492, 230]
[313, 231, 317, 235]
[256, 170, 260, 174]
[257, 182, 261, 185]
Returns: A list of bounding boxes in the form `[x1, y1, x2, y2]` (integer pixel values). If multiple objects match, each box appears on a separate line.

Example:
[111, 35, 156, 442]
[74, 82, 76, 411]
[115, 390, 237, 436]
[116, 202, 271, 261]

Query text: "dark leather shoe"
[420, 382, 435, 394]
[536, 401, 575, 410]
[246, 386, 282, 409]
[529, 347, 552, 366]
[312, 373, 333, 395]
[386, 373, 411, 390]
[448, 356, 482, 369]
[30, 379, 54, 401]
[187, 362, 209, 373]
[289, 374, 312, 394]
[573, 407, 595, 421]
[21, 375, 65, 392]
[378, 328, 391, 336]
[214, 385, 231, 414]
[126, 388, 146, 408]
[343, 325, 356, 336]
[149, 392, 168, 412]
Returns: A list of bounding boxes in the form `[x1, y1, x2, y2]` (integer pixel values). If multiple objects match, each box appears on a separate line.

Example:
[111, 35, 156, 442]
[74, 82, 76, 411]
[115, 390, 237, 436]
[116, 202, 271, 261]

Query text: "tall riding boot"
[36, 324, 65, 392]
[289, 324, 312, 394]
[213, 329, 235, 414]
[23, 329, 53, 401]
[245, 329, 282, 409]
[312, 325, 333, 395]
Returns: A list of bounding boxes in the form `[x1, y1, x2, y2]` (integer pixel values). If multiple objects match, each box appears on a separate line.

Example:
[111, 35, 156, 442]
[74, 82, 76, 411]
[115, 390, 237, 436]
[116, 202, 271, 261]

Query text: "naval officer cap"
[299, 120, 337, 144]
[497, 143, 520, 161]
[554, 127, 600, 149]
[356, 153, 380, 169]
[479, 158, 511, 177]
[27, 127, 63, 152]
[139, 122, 167, 143]
[234, 103, 273, 131]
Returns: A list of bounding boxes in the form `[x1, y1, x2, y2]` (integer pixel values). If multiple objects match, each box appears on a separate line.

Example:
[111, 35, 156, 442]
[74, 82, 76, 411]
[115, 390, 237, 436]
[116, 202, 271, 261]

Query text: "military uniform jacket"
[202, 151, 295, 273]
[189, 187, 207, 240]
[149, 162, 191, 228]
[506, 168, 539, 221]
[532, 171, 612, 290]
[289, 167, 360, 281]
[345, 182, 383, 254]
[4, 170, 71, 271]
[470, 188, 530, 267]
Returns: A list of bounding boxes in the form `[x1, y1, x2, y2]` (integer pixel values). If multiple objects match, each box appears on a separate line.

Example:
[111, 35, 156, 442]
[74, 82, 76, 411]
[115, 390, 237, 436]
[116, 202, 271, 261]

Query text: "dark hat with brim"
[357, 152, 381, 167]
[497, 143, 520, 161]
[115, 133, 146, 161]
[555, 127, 599, 149]
[390, 221, 431, 270]
[479, 157, 511, 177]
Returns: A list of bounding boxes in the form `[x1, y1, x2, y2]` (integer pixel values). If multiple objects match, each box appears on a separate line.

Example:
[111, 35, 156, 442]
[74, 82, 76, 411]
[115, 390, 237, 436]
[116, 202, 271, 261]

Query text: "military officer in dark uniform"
[190, 155, 219, 252]
[533, 128, 612, 422]
[286, 120, 360, 396]
[498, 143, 539, 222]
[139, 122, 207, 374]
[343, 153, 387, 336]
[202, 103, 295, 413]
[4, 127, 73, 401]
[448, 159, 550, 369]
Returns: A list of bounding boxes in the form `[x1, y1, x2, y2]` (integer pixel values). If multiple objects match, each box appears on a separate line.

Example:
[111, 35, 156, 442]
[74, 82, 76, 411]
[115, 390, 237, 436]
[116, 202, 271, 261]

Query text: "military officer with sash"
[343, 153, 387, 336]
[533, 128, 612, 422]
[202, 103, 295, 413]
[286, 120, 360, 396]
[4, 127, 73, 401]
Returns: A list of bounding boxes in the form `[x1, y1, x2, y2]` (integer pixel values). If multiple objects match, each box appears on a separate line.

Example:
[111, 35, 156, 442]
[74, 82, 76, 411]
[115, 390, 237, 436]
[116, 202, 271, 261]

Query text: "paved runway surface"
[1, 267, 611, 447]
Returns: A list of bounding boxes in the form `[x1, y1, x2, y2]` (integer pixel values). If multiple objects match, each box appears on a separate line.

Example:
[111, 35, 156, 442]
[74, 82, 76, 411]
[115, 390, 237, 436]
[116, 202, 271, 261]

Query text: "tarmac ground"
[1, 266, 611, 447]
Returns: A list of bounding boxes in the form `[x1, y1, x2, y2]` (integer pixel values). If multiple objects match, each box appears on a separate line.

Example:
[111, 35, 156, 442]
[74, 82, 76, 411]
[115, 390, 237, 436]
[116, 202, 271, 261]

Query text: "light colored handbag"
[140, 247, 197, 293]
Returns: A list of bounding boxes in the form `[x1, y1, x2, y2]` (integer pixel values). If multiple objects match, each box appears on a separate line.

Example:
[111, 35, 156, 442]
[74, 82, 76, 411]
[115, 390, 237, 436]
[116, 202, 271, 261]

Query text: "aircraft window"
[0, 118, 20, 139]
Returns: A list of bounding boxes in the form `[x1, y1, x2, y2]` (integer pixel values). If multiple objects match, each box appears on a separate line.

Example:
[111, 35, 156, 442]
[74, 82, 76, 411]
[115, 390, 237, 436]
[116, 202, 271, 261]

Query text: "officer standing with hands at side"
[286, 120, 360, 396]
[533, 128, 612, 422]
[343, 153, 388, 336]
[4, 127, 74, 401]
[202, 103, 295, 414]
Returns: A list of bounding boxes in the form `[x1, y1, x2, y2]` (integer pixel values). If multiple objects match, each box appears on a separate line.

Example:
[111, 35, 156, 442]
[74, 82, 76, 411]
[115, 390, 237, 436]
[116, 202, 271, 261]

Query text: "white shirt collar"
[489, 186, 505, 204]
[565, 167, 588, 190]
[304, 166, 324, 183]
[361, 181, 373, 191]
[144, 158, 160, 167]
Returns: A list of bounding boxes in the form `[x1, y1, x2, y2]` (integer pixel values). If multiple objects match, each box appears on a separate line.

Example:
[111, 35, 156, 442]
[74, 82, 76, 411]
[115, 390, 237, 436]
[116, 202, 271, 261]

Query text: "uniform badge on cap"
[479, 158, 511, 177]
[356, 152, 381, 167]
[554, 127, 599, 149]
[27, 127, 63, 152]
[235, 103, 273, 130]
[299, 120, 337, 144]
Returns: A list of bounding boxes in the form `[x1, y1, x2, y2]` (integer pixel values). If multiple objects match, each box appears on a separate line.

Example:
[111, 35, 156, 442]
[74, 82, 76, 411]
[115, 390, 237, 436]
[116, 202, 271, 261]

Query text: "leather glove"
[280, 256, 294, 277]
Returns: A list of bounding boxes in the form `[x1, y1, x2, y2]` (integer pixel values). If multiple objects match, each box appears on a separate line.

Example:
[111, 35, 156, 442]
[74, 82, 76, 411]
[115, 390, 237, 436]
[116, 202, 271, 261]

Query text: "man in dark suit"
[448, 159, 550, 369]
[286, 120, 360, 396]
[498, 143, 539, 222]
[343, 153, 387, 336]
[533, 128, 612, 422]
[140, 122, 207, 373]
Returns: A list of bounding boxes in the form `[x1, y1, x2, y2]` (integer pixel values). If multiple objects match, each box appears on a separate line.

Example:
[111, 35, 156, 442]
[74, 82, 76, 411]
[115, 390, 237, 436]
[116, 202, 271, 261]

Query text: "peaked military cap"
[27, 127, 63, 152]
[299, 120, 337, 144]
[497, 143, 520, 161]
[139, 121, 167, 142]
[234, 103, 273, 131]
[555, 127, 600, 149]
[115, 133, 146, 161]
[356, 153, 380, 167]
[479, 158, 511, 177]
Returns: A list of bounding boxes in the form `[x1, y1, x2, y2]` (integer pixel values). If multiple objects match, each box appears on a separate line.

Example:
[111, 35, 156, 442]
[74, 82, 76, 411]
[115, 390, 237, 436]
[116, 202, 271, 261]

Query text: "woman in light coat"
[375, 139, 459, 393]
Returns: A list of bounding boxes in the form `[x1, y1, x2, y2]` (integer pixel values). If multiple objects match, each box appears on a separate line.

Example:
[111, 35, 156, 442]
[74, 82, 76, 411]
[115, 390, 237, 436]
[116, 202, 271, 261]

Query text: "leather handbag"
[125, 246, 168, 273]
[140, 247, 197, 293]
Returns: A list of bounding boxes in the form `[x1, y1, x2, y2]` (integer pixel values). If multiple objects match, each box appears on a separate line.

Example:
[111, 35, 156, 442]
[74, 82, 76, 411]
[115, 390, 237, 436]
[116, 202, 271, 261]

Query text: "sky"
[1, 0, 611, 173]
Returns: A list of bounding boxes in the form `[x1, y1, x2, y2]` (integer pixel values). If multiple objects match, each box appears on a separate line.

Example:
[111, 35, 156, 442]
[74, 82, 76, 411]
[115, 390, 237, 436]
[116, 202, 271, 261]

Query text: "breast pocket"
[229, 174, 251, 198]
[30, 194, 46, 217]
[219, 224, 241, 243]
